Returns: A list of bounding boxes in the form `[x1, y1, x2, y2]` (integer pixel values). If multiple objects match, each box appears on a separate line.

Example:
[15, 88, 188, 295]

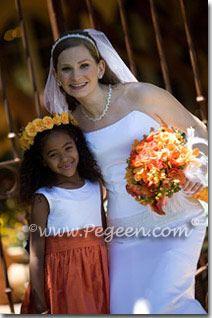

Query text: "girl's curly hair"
[18, 124, 102, 206]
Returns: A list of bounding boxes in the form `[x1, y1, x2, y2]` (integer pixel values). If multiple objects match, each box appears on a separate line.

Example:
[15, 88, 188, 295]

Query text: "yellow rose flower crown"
[18, 112, 78, 151]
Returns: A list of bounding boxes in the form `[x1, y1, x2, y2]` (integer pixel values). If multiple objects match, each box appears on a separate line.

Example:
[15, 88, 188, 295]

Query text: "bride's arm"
[126, 82, 208, 195]
[128, 82, 207, 154]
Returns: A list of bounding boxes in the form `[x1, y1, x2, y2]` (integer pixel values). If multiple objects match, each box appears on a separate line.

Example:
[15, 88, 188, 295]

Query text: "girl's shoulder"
[32, 192, 49, 208]
[34, 187, 56, 206]
[35, 186, 54, 196]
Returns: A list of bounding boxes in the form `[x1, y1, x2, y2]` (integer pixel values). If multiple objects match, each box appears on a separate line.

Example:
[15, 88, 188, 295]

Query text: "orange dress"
[21, 228, 109, 314]
[21, 181, 109, 314]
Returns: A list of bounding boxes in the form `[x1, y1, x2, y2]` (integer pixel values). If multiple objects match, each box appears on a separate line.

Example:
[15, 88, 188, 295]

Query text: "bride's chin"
[69, 89, 90, 99]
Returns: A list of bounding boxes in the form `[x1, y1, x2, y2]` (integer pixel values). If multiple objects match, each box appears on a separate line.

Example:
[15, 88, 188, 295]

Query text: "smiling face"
[41, 131, 80, 183]
[54, 45, 105, 99]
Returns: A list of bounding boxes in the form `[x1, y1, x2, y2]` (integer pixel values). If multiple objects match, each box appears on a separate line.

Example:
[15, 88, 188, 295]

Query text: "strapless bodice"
[85, 111, 204, 231]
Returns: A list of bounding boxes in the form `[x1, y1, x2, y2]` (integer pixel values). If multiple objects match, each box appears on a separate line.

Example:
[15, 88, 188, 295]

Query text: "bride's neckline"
[84, 110, 144, 135]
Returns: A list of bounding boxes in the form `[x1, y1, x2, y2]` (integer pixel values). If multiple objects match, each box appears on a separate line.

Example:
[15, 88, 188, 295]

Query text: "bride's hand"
[182, 178, 204, 196]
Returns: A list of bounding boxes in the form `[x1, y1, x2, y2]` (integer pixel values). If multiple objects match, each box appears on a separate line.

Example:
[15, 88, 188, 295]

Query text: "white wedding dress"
[85, 110, 207, 314]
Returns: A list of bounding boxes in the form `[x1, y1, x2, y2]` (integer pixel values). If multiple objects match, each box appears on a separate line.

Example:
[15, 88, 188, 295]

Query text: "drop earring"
[98, 73, 103, 79]
[57, 80, 62, 86]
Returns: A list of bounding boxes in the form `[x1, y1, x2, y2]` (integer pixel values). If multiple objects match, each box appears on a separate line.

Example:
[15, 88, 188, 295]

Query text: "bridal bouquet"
[125, 126, 207, 215]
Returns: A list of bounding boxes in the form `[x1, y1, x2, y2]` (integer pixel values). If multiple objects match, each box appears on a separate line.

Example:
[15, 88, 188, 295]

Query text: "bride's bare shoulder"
[127, 81, 163, 94]
[118, 82, 163, 104]
[121, 81, 160, 96]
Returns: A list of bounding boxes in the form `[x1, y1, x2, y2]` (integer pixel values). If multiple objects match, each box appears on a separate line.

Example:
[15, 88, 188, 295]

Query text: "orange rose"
[167, 143, 176, 152]
[147, 158, 164, 170]
[139, 185, 154, 197]
[168, 168, 186, 185]
[146, 131, 160, 142]
[134, 173, 142, 182]
[135, 140, 146, 151]
[147, 141, 160, 151]
[131, 157, 143, 168]
[171, 149, 180, 159]
[170, 157, 180, 167]
[133, 168, 149, 183]
[126, 184, 141, 197]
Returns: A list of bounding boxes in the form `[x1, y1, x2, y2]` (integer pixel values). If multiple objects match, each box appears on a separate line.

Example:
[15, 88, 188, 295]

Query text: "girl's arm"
[29, 194, 49, 314]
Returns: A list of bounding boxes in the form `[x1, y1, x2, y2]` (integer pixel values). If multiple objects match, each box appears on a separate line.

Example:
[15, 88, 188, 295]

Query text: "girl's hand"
[182, 178, 204, 196]
[41, 309, 49, 314]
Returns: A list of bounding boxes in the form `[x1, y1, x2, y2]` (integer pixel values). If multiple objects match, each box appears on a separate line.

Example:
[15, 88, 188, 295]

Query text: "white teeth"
[61, 165, 71, 169]
[61, 161, 74, 169]
[71, 83, 86, 87]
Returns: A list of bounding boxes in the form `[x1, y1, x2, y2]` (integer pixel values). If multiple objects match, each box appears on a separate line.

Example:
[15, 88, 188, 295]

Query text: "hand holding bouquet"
[125, 126, 207, 215]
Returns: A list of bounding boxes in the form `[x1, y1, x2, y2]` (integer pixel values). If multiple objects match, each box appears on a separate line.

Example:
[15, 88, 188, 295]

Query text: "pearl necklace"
[80, 84, 112, 122]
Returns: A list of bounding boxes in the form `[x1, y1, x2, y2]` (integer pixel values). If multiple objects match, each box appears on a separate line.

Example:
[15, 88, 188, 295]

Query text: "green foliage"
[0, 198, 27, 248]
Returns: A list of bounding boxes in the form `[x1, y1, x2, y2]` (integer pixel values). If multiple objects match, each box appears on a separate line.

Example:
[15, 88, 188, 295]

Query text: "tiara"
[51, 34, 99, 56]
[18, 112, 78, 151]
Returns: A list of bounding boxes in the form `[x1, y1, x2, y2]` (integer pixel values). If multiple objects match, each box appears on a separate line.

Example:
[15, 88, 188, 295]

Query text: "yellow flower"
[25, 122, 37, 137]
[22, 131, 34, 145]
[19, 137, 30, 151]
[32, 118, 44, 132]
[61, 112, 69, 124]
[43, 116, 54, 129]
[69, 114, 79, 126]
[22, 130, 31, 141]
[53, 114, 62, 126]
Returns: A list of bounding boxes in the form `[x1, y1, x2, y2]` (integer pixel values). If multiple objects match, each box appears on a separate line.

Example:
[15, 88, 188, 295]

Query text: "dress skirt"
[109, 216, 207, 314]
[21, 227, 110, 314]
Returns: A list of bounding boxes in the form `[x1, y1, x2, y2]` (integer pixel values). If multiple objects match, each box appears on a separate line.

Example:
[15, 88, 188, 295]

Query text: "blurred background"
[0, 0, 208, 314]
